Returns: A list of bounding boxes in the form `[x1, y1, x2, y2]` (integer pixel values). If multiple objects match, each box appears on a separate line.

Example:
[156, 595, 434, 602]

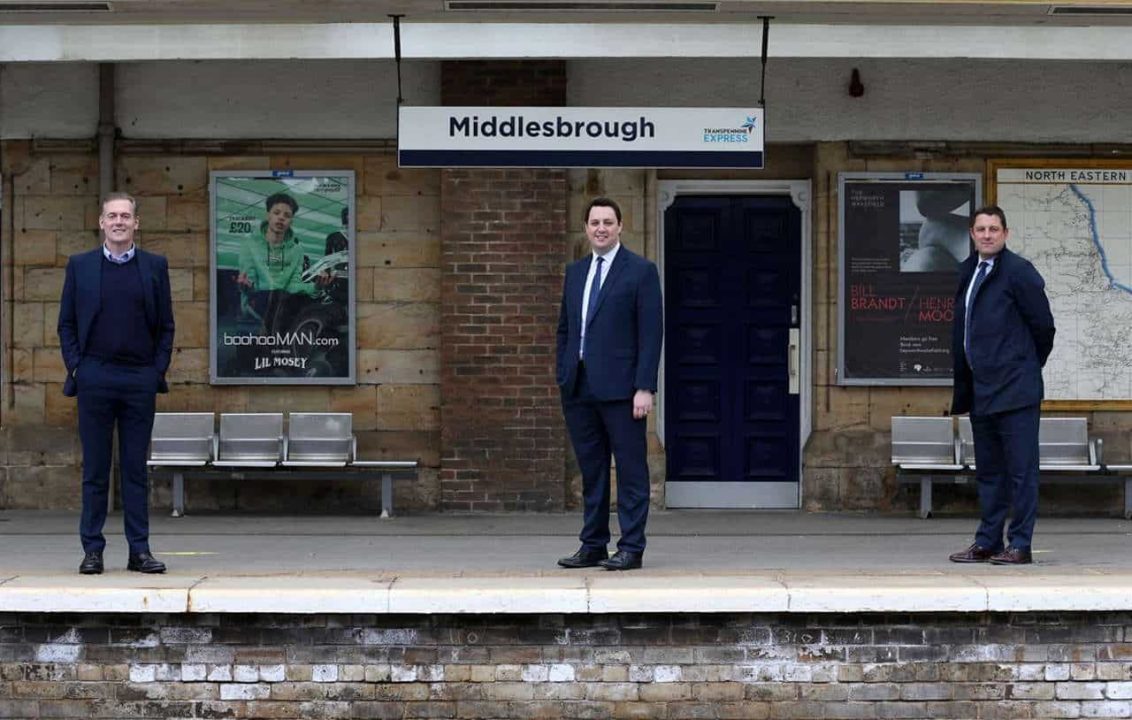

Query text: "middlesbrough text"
[450, 115, 655, 143]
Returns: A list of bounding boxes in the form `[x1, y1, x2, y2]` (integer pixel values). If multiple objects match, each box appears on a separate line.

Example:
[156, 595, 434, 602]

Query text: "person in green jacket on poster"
[235, 192, 318, 333]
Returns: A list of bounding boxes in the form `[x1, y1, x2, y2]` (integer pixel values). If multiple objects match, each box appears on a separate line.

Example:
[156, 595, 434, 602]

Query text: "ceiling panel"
[1, 0, 1129, 25]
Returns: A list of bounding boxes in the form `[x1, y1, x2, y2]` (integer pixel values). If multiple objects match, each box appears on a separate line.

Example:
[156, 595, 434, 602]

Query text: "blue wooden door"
[664, 195, 801, 508]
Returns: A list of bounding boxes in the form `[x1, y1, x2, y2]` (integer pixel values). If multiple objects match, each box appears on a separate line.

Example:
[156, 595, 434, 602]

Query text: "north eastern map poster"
[991, 161, 1132, 405]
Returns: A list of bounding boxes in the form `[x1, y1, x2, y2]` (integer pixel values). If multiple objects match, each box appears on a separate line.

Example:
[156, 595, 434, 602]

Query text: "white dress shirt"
[580, 242, 620, 359]
[964, 256, 996, 313]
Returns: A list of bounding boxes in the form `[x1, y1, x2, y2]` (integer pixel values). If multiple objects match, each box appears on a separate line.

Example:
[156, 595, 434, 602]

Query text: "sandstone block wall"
[0, 143, 442, 513]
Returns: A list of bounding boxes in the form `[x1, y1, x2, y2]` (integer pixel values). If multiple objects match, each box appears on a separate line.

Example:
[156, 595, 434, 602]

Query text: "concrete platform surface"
[1, 510, 1130, 614]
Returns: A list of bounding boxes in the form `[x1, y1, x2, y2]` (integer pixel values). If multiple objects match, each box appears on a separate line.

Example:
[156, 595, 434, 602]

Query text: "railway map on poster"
[994, 164, 1132, 403]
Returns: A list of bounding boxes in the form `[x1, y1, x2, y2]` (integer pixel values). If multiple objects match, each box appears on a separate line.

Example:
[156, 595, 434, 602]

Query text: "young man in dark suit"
[949, 205, 1055, 566]
[556, 197, 663, 571]
[58, 192, 175, 575]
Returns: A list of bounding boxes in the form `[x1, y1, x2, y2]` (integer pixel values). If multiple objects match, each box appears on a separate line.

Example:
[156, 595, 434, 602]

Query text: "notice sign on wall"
[837, 173, 982, 386]
[398, 107, 764, 169]
[210, 171, 356, 385]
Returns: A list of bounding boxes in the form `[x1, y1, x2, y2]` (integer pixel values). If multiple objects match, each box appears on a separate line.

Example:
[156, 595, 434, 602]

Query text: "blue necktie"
[582, 256, 603, 359]
[964, 261, 989, 361]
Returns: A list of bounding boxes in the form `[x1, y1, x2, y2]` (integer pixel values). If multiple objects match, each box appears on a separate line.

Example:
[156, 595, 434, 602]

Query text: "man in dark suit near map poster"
[949, 205, 1055, 566]
[556, 197, 663, 571]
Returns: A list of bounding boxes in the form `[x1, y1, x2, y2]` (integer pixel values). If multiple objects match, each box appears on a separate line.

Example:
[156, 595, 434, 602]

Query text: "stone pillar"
[438, 61, 568, 511]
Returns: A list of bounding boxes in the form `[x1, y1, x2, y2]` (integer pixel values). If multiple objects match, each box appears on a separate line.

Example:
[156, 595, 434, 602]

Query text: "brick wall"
[437, 62, 568, 511]
[3, 611, 1131, 718]
[0, 142, 442, 513]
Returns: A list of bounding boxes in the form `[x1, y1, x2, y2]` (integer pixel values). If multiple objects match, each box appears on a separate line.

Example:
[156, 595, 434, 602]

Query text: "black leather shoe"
[557, 548, 608, 568]
[79, 551, 103, 575]
[948, 543, 997, 563]
[989, 547, 1033, 565]
[127, 552, 166, 574]
[599, 550, 643, 571]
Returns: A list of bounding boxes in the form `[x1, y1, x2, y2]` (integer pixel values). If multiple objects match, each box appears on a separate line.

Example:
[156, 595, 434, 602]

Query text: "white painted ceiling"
[3, 1, 1132, 61]
[0, 0, 1130, 26]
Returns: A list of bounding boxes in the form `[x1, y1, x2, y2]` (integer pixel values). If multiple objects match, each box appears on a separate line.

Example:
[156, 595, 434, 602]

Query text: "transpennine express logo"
[703, 115, 758, 143]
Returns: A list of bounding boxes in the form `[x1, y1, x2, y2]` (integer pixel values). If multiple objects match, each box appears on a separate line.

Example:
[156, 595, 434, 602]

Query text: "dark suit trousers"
[77, 358, 158, 555]
[971, 404, 1040, 552]
[562, 363, 650, 554]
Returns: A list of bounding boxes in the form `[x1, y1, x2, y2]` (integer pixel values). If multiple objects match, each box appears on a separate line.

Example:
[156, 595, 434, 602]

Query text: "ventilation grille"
[0, 1, 111, 11]
[447, 1, 718, 11]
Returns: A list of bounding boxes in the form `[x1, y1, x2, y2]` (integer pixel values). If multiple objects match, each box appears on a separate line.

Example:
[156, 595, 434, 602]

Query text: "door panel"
[664, 195, 801, 507]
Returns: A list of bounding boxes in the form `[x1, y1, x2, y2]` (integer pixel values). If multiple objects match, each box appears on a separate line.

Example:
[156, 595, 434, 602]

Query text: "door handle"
[788, 328, 800, 395]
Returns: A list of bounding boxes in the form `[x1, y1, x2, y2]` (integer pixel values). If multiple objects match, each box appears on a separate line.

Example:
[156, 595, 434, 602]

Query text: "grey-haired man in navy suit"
[556, 197, 663, 571]
[59, 192, 175, 575]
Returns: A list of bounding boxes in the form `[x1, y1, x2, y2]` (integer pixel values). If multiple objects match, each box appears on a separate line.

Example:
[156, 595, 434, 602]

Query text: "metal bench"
[350, 459, 419, 519]
[283, 412, 353, 467]
[281, 412, 417, 519]
[147, 413, 216, 518]
[901, 415, 1129, 519]
[892, 416, 964, 518]
[155, 412, 417, 519]
[957, 415, 975, 470]
[1038, 417, 1101, 472]
[958, 416, 1102, 471]
[212, 413, 284, 468]
[1036, 418, 1131, 519]
[1102, 462, 1132, 519]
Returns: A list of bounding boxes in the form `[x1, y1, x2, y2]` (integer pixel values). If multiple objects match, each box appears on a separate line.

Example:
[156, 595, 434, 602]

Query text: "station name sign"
[398, 106, 764, 169]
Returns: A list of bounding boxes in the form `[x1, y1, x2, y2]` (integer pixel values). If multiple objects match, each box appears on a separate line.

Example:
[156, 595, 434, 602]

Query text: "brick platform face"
[3, 612, 1132, 718]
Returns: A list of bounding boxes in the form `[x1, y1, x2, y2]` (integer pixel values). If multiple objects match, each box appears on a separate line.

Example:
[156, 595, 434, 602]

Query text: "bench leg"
[1125, 478, 1132, 521]
[172, 472, 185, 518]
[919, 477, 933, 519]
[381, 472, 393, 519]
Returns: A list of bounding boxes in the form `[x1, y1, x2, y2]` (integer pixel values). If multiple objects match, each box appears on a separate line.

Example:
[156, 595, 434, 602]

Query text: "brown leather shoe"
[948, 543, 997, 563]
[988, 547, 1033, 565]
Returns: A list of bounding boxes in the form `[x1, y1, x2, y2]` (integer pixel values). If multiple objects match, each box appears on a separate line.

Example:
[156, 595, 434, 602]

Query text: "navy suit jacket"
[556, 246, 663, 401]
[57, 247, 175, 398]
[951, 247, 1055, 416]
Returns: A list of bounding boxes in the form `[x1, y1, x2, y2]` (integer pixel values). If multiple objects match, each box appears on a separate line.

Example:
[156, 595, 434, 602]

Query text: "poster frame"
[837, 171, 982, 386]
[209, 169, 356, 386]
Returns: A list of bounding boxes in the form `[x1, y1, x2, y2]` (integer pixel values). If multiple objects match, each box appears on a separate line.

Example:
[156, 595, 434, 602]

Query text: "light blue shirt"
[103, 243, 136, 264]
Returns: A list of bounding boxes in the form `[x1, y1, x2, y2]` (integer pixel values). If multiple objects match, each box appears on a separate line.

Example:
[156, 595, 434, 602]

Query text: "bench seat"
[894, 415, 1126, 519]
[149, 412, 418, 518]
